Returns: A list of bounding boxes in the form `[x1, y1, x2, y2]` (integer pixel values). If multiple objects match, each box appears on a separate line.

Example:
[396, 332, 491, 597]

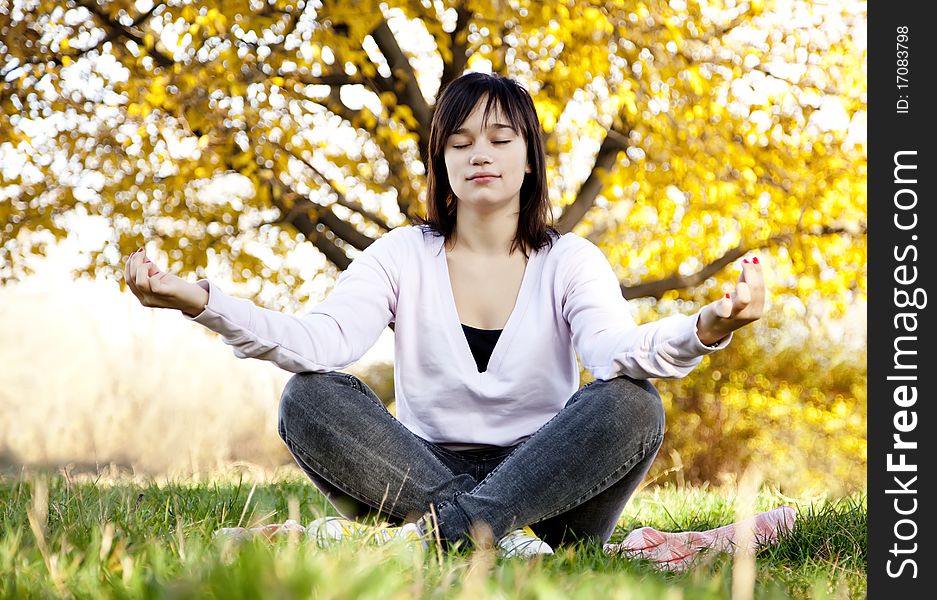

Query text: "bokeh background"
[1, 0, 866, 496]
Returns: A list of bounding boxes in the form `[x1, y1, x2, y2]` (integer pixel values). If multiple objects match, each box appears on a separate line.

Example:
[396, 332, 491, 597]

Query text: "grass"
[0, 467, 866, 599]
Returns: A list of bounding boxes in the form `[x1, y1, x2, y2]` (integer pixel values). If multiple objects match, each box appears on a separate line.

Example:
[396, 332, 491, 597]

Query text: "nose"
[470, 153, 492, 165]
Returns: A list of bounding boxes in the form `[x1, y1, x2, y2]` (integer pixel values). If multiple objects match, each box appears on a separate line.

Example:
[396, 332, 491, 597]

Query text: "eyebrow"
[451, 123, 516, 135]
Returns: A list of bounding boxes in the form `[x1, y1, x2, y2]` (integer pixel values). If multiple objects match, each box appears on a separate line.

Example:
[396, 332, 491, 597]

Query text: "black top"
[461, 323, 503, 373]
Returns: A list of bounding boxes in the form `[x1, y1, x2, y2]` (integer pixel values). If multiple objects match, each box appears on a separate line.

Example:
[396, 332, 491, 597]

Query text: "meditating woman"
[124, 72, 765, 557]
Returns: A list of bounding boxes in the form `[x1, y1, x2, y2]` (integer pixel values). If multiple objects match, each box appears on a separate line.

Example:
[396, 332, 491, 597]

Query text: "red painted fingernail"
[743, 259, 749, 264]
[753, 256, 759, 264]
[725, 293, 731, 298]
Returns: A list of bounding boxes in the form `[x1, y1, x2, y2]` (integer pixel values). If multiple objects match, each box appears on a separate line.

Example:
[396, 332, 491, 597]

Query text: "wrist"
[695, 310, 727, 347]
[180, 282, 209, 318]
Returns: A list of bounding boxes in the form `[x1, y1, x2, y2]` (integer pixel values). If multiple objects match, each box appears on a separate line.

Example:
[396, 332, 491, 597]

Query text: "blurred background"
[1, 0, 865, 496]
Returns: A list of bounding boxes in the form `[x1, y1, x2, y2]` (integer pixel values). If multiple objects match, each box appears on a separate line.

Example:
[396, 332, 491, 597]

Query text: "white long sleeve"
[559, 237, 731, 380]
[185, 226, 410, 373]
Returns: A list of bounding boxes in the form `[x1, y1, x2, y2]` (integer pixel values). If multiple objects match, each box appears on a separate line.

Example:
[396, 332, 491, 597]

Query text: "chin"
[462, 197, 519, 213]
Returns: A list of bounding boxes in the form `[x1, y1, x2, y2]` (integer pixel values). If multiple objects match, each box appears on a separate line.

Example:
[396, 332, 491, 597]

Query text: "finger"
[740, 261, 766, 312]
[743, 257, 765, 289]
[740, 257, 759, 284]
[135, 254, 151, 292]
[148, 269, 163, 295]
[125, 249, 142, 294]
[744, 260, 766, 304]
[123, 253, 133, 290]
[754, 260, 766, 294]
[716, 293, 733, 319]
[736, 281, 752, 305]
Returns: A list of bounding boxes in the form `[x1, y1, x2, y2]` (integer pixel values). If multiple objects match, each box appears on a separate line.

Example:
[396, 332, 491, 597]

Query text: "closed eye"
[452, 141, 512, 149]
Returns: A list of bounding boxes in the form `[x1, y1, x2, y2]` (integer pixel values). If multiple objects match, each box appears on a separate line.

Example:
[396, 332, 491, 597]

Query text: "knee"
[605, 376, 666, 443]
[278, 371, 345, 441]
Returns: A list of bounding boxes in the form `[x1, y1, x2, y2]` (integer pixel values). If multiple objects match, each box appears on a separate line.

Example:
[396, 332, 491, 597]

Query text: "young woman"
[124, 72, 765, 556]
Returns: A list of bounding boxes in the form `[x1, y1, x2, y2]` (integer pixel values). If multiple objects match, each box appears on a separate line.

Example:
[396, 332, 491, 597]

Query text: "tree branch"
[618, 222, 867, 300]
[76, 0, 174, 68]
[289, 72, 368, 87]
[555, 129, 630, 233]
[259, 171, 360, 269]
[369, 16, 432, 172]
[752, 63, 841, 97]
[315, 85, 416, 220]
[270, 140, 394, 231]
[440, 3, 473, 90]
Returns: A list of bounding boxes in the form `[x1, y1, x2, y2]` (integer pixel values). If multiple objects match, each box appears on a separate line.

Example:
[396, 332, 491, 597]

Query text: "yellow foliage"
[629, 305, 866, 496]
[2, 0, 866, 466]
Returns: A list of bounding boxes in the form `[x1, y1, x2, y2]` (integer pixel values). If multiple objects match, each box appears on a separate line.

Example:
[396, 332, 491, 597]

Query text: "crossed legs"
[277, 371, 664, 548]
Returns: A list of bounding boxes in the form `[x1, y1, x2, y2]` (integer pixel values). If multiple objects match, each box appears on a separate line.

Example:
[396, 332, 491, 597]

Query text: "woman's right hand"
[124, 248, 208, 316]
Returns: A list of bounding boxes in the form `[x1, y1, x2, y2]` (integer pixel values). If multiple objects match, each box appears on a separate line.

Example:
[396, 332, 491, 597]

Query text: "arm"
[180, 284, 209, 318]
[561, 239, 733, 381]
[183, 228, 410, 373]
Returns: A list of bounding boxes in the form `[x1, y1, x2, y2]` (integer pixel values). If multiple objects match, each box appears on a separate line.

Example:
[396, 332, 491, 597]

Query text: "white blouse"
[186, 225, 731, 447]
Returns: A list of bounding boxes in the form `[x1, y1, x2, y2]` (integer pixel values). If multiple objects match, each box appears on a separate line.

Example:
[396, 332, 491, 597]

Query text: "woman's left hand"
[696, 257, 766, 346]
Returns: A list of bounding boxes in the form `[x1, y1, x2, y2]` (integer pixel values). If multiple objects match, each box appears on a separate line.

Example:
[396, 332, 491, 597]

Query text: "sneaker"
[306, 516, 427, 549]
[497, 526, 554, 558]
[213, 519, 307, 543]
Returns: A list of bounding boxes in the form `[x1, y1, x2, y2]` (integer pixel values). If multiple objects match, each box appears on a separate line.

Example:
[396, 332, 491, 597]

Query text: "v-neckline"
[437, 243, 538, 376]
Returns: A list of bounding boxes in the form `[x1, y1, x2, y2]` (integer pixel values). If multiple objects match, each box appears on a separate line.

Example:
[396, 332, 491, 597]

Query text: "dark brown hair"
[416, 72, 558, 256]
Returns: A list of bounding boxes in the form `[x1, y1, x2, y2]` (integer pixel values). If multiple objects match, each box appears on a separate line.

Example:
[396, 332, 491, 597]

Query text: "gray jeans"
[278, 371, 664, 549]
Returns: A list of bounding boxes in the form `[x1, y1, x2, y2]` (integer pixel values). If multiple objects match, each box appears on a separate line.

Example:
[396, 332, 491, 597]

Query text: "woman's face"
[443, 95, 531, 216]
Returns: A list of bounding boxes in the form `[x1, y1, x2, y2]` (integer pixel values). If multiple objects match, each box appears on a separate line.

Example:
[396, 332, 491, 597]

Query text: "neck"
[448, 202, 520, 257]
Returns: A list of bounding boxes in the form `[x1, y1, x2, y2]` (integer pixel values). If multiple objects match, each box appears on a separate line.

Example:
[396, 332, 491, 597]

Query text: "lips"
[468, 173, 499, 180]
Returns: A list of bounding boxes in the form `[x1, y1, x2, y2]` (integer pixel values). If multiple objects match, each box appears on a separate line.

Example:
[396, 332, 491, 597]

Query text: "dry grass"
[0, 278, 307, 476]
